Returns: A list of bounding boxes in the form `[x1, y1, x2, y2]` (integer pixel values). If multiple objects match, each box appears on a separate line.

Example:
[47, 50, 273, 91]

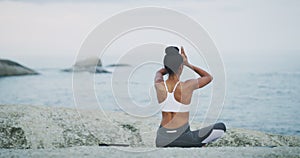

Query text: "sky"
[0, 0, 299, 68]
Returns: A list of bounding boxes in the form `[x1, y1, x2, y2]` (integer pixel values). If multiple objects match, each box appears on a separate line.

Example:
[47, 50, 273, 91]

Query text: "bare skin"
[154, 46, 213, 129]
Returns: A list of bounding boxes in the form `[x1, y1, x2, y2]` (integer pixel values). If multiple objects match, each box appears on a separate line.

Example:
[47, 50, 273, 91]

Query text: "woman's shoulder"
[154, 80, 165, 88]
[180, 79, 199, 90]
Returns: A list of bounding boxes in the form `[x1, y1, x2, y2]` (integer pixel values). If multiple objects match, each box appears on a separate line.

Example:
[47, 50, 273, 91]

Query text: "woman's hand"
[180, 46, 189, 66]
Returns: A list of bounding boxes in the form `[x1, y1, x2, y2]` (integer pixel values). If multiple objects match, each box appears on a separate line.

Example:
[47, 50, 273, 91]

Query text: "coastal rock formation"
[62, 58, 110, 73]
[0, 105, 142, 149]
[105, 64, 130, 67]
[207, 128, 300, 147]
[74, 58, 103, 67]
[0, 59, 38, 77]
[0, 105, 299, 149]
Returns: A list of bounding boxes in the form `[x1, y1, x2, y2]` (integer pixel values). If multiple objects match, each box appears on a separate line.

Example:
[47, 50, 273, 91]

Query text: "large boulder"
[0, 105, 142, 149]
[62, 57, 110, 73]
[74, 58, 102, 67]
[0, 104, 299, 149]
[0, 59, 38, 77]
[206, 128, 300, 147]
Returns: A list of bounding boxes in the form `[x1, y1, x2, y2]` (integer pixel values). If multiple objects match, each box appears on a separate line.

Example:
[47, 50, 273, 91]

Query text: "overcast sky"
[0, 0, 299, 68]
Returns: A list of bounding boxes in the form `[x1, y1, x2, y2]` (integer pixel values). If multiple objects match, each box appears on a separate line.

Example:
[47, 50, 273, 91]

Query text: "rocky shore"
[0, 104, 299, 157]
[62, 57, 110, 73]
[1, 146, 300, 158]
[0, 59, 38, 77]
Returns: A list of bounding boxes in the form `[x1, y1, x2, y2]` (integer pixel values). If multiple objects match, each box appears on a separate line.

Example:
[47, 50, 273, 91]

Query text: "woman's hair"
[164, 46, 183, 75]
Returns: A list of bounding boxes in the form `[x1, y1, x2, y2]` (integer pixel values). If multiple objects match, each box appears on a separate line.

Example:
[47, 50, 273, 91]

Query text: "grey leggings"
[155, 122, 226, 147]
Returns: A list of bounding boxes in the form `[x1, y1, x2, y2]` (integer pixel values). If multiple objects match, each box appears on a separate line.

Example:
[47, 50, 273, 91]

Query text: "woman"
[154, 46, 226, 147]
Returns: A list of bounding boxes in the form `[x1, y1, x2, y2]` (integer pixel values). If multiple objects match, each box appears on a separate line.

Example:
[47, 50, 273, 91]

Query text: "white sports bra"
[160, 81, 190, 112]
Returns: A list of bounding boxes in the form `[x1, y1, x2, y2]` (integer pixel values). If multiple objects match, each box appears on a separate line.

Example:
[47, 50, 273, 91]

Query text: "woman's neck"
[168, 74, 180, 82]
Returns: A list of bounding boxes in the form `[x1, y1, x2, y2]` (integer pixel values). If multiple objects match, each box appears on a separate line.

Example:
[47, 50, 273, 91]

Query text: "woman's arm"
[186, 63, 213, 88]
[181, 46, 213, 89]
[154, 68, 167, 83]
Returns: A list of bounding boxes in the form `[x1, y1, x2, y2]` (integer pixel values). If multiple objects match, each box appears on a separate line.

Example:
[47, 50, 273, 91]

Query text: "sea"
[0, 52, 299, 136]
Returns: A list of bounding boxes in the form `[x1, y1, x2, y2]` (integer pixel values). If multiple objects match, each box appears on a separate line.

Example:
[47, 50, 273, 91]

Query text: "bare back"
[155, 80, 194, 129]
[154, 47, 213, 129]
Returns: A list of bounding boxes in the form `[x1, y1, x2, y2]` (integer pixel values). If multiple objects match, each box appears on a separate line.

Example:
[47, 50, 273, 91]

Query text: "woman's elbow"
[208, 75, 213, 83]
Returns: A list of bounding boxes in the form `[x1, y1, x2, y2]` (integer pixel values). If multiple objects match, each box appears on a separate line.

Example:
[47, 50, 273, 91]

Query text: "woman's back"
[156, 80, 193, 129]
[154, 46, 225, 148]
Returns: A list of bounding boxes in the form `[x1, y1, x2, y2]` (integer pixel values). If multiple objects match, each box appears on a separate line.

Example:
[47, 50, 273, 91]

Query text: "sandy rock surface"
[0, 104, 299, 150]
[1, 146, 300, 158]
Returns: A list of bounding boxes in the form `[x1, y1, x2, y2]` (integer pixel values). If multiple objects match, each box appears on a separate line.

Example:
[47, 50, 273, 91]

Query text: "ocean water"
[0, 53, 299, 136]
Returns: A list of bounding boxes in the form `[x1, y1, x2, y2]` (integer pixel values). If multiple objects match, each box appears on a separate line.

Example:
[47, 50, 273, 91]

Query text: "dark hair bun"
[163, 46, 183, 75]
[165, 46, 179, 56]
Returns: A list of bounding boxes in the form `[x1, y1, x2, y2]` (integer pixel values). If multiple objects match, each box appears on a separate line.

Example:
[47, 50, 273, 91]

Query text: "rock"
[0, 120, 28, 149]
[0, 104, 299, 149]
[105, 64, 130, 67]
[0, 105, 142, 149]
[74, 58, 102, 67]
[62, 66, 110, 73]
[206, 128, 300, 147]
[1, 146, 300, 158]
[0, 59, 38, 77]
[62, 57, 110, 73]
